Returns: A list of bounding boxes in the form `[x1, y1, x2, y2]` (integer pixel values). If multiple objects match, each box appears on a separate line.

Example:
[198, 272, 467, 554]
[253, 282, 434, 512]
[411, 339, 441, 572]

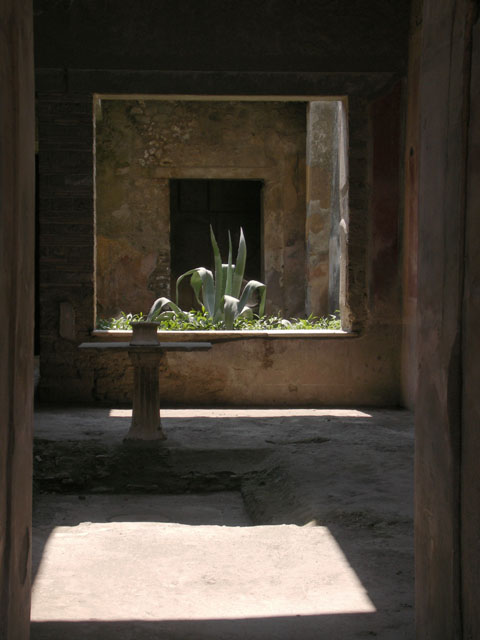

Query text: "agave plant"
[147, 227, 266, 330]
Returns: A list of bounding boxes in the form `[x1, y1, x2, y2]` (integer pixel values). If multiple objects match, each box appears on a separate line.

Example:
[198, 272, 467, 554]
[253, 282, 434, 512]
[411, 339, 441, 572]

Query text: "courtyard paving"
[31, 407, 414, 639]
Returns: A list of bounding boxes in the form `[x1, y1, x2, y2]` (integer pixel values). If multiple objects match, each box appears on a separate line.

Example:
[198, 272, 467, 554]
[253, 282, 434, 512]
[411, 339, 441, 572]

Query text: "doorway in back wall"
[170, 178, 262, 310]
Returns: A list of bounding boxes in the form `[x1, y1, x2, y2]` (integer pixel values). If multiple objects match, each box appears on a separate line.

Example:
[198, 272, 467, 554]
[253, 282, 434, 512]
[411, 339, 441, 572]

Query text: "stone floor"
[31, 407, 414, 639]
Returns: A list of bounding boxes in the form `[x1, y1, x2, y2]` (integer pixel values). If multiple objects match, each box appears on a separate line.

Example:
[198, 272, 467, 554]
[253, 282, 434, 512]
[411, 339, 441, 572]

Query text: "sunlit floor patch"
[31, 495, 375, 623]
[108, 408, 373, 419]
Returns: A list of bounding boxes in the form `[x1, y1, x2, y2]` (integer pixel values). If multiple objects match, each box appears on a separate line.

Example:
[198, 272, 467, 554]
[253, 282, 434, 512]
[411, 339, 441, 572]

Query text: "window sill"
[91, 329, 358, 342]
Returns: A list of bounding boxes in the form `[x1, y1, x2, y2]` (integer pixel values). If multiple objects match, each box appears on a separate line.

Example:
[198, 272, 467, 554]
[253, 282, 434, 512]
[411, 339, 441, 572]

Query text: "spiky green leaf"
[225, 231, 234, 296]
[237, 280, 267, 317]
[210, 226, 224, 315]
[189, 268, 215, 317]
[232, 228, 247, 298]
[223, 294, 239, 330]
[147, 296, 184, 321]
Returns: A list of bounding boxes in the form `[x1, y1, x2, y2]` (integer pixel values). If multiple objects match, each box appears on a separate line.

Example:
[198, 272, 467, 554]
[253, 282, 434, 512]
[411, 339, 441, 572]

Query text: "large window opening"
[170, 179, 262, 309]
[94, 96, 348, 327]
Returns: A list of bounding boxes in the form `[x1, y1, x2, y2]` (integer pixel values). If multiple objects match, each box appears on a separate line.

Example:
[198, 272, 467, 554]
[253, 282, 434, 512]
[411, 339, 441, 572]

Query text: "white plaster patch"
[111, 203, 131, 220]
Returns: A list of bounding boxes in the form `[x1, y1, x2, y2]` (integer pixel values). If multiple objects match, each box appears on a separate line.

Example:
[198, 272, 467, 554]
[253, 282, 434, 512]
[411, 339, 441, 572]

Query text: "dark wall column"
[401, 0, 422, 410]
[0, 0, 35, 638]
[415, 0, 477, 637]
[461, 7, 480, 637]
[36, 93, 95, 401]
[344, 96, 369, 331]
[368, 83, 403, 329]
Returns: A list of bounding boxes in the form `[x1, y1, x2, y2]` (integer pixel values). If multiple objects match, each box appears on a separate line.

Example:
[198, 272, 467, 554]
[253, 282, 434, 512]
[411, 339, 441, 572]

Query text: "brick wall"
[37, 94, 95, 400]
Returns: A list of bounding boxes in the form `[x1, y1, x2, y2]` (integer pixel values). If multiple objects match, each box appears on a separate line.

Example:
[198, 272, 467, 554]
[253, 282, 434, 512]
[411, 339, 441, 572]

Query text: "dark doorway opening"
[170, 179, 262, 309]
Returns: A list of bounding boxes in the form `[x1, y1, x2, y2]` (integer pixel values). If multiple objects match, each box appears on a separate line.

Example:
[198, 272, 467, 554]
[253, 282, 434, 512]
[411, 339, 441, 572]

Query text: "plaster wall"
[95, 100, 307, 318]
[36, 81, 403, 405]
[0, 0, 35, 637]
[415, 0, 480, 636]
[77, 331, 401, 407]
[34, 0, 406, 407]
[77, 86, 402, 408]
[368, 84, 402, 328]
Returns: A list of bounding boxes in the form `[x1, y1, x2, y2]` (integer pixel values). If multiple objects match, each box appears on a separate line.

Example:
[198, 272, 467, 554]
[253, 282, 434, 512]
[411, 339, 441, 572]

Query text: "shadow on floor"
[31, 612, 406, 640]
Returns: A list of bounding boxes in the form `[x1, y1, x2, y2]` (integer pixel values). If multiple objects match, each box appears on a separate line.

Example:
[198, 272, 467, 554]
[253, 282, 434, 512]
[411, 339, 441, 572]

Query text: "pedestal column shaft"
[126, 351, 165, 440]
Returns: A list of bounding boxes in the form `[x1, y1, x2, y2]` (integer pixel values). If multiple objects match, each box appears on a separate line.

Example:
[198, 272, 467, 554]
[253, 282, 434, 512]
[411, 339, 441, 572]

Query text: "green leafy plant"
[233, 312, 341, 331]
[97, 309, 342, 331]
[147, 227, 266, 330]
[96, 311, 145, 330]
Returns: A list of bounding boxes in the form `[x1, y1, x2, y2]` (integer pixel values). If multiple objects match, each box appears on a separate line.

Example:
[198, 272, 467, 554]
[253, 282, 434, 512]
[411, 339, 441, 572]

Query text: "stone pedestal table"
[79, 340, 211, 440]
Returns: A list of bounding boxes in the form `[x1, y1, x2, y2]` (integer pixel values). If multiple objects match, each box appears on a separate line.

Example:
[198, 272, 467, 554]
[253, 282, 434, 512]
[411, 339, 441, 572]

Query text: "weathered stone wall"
[85, 331, 401, 407]
[33, 1, 406, 407]
[36, 77, 404, 404]
[81, 84, 403, 408]
[0, 0, 35, 637]
[95, 100, 307, 318]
